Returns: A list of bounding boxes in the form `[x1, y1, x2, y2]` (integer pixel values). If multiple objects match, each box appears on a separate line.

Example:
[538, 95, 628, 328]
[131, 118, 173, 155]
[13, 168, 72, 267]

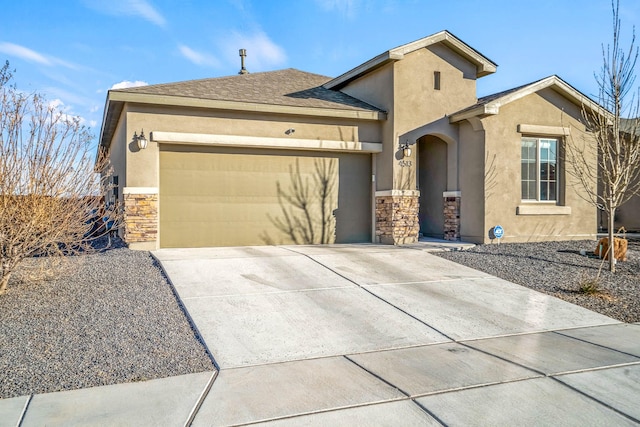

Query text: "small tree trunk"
[608, 206, 616, 272]
[0, 273, 11, 295]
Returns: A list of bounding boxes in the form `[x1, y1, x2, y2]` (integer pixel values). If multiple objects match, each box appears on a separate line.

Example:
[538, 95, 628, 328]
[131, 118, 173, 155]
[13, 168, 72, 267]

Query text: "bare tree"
[0, 62, 119, 294]
[566, 0, 640, 272]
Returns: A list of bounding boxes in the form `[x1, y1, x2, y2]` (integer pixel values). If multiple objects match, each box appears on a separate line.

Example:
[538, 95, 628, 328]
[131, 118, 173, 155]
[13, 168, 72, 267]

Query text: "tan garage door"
[159, 145, 371, 248]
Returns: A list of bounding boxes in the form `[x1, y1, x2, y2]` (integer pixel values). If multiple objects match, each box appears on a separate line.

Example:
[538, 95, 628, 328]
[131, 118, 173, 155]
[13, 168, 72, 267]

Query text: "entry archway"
[418, 135, 448, 238]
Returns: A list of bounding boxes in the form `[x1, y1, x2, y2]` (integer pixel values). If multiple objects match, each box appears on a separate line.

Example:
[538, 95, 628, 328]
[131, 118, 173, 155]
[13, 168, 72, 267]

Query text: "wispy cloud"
[0, 42, 50, 65]
[218, 31, 286, 71]
[315, 0, 361, 19]
[83, 0, 166, 28]
[110, 80, 148, 90]
[178, 44, 220, 68]
[0, 42, 80, 70]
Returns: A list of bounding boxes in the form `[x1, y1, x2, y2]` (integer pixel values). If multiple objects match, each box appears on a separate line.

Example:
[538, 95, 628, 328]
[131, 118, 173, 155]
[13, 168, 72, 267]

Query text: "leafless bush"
[0, 61, 120, 294]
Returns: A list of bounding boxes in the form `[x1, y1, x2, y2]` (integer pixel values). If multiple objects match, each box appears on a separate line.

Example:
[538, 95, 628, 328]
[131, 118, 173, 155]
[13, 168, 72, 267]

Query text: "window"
[521, 137, 557, 201]
[434, 71, 441, 90]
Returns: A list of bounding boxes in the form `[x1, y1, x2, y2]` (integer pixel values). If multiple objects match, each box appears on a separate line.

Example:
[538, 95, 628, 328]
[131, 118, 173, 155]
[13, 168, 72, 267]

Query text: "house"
[98, 30, 601, 250]
[595, 118, 640, 233]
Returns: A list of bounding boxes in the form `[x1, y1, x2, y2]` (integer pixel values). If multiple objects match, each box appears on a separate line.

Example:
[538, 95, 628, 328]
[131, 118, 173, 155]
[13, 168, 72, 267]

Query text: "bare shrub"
[0, 61, 120, 294]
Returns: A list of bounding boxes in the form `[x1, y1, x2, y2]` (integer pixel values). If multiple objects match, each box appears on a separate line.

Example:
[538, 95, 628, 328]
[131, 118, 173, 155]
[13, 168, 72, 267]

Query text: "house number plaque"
[399, 160, 412, 167]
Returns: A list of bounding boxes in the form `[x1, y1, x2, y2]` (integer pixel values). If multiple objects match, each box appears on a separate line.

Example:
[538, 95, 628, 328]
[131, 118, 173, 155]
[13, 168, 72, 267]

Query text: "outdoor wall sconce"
[400, 141, 412, 158]
[285, 128, 295, 135]
[134, 130, 148, 150]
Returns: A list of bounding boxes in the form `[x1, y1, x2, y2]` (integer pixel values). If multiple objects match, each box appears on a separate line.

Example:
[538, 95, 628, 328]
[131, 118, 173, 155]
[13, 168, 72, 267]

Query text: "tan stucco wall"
[338, 64, 396, 190]
[109, 112, 127, 203]
[339, 44, 479, 193]
[479, 88, 597, 243]
[120, 105, 382, 190]
[458, 119, 486, 243]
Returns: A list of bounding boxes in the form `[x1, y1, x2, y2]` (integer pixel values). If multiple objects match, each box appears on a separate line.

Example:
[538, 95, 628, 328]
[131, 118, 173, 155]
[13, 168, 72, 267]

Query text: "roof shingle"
[113, 68, 383, 113]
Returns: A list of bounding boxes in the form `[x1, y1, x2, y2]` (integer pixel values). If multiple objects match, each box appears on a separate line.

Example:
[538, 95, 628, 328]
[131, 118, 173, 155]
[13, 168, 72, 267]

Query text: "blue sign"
[493, 225, 504, 239]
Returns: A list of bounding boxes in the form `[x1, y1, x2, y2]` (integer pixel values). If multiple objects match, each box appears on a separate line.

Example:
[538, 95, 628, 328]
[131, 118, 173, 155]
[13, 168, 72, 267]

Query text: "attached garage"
[159, 144, 372, 248]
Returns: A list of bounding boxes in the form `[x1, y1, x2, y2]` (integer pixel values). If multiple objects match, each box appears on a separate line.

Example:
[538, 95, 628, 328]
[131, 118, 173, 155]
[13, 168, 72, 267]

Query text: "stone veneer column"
[123, 187, 158, 246]
[443, 191, 461, 241]
[375, 190, 420, 245]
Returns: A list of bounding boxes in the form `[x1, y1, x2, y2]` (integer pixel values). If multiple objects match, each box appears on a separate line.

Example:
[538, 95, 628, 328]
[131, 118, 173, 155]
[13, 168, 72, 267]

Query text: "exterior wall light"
[134, 130, 148, 150]
[285, 128, 295, 135]
[400, 141, 412, 158]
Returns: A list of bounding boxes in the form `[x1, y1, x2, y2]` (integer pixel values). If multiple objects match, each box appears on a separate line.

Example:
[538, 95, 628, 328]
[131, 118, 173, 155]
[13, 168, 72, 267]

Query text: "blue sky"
[1, 0, 638, 144]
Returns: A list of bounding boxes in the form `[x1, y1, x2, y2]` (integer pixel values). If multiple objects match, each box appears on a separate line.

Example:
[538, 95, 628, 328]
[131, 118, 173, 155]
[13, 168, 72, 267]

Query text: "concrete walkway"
[3, 243, 640, 426]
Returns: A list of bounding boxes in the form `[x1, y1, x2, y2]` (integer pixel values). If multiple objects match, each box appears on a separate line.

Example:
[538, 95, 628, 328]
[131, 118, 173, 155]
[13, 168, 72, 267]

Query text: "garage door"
[159, 144, 371, 248]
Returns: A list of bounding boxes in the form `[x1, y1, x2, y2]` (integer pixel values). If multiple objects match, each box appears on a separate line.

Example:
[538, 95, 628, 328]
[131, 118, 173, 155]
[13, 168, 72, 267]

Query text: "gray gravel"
[435, 238, 640, 323]
[0, 238, 214, 399]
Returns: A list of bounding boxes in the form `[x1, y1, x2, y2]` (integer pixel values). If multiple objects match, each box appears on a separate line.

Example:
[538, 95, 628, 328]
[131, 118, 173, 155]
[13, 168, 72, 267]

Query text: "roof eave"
[323, 30, 497, 90]
[323, 51, 403, 90]
[449, 105, 499, 123]
[98, 91, 386, 151]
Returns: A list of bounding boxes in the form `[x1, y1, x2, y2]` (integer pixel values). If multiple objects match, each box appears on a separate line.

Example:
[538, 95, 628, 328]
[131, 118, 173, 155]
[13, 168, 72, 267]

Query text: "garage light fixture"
[285, 128, 295, 135]
[134, 130, 148, 150]
[400, 141, 412, 158]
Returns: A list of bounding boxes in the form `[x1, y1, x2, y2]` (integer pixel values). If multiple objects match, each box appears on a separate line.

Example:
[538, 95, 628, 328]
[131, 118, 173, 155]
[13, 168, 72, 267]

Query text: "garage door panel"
[160, 146, 370, 248]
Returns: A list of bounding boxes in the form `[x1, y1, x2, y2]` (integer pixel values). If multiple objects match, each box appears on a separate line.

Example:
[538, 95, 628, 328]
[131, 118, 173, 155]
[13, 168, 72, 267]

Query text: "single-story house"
[599, 118, 640, 233]
[98, 30, 602, 250]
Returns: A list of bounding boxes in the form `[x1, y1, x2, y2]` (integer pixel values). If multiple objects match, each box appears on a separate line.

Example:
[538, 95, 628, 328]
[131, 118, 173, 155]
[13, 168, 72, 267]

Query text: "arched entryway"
[418, 135, 448, 238]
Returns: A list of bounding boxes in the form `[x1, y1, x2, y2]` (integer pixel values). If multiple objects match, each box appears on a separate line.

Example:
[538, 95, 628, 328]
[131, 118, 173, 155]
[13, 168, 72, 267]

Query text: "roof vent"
[238, 49, 249, 75]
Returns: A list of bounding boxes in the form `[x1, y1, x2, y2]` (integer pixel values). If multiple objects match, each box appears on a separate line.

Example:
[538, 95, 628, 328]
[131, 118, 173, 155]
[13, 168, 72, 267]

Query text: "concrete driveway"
[152, 244, 640, 426]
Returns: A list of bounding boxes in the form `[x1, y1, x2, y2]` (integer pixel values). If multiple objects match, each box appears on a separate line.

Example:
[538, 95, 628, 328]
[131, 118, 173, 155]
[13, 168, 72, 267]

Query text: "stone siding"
[123, 193, 158, 243]
[444, 194, 461, 241]
[375, 195, 420, 244]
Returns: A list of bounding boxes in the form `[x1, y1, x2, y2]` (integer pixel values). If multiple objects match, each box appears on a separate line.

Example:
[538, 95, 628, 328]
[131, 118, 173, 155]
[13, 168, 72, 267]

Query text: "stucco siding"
[339, 65, 395, 191]
[480, 89, 596, 243]
[458, 120, 486, 243]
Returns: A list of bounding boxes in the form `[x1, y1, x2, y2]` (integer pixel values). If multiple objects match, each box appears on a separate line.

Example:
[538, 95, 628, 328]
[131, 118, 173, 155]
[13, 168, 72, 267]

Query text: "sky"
[1, 0, 639, 146]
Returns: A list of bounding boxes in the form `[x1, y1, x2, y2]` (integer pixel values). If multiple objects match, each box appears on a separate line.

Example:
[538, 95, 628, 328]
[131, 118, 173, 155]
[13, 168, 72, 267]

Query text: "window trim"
[521, 136, 559, 202]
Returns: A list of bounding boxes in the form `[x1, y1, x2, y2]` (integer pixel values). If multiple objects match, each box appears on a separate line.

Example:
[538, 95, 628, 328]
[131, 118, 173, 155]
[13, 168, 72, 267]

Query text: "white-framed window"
[521, 137, 558, 201]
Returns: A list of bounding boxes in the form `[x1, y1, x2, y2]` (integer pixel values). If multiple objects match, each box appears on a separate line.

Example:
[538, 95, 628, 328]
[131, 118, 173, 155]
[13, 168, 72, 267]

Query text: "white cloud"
[46, 98, 85, 126]
[315, 0, 360, 19]
[83, 0, 166, 28]
[218, 31, 286, 71]
[0, 42, 51, 65]
[0, 42, 80, 69]
[128, 0, 166, 27]
[178, 44, 220, 68]
[110, 80, 148, 90]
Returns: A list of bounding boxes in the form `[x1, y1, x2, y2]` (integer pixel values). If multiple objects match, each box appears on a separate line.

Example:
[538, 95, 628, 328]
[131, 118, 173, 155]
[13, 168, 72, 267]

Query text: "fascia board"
[106, 91, 386, 121]
[322, 51, 402, 90]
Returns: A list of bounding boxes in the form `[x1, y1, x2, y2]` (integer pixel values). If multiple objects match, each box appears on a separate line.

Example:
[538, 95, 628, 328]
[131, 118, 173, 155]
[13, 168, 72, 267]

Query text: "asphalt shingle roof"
[113, 68, 383, 113]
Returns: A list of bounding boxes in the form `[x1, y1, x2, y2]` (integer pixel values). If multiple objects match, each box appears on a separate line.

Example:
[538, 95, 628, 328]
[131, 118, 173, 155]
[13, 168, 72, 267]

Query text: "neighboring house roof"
[99, 68, 386, 149]
[449, 75, 602, 123]
[621, 118, 640, 135]
[324, 30, 498, 90]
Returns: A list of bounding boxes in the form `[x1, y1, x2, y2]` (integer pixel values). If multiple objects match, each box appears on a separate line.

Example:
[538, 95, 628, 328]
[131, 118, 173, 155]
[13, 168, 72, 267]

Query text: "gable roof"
[324, 30, 497, 90]
[449, 75, 602, 123]
[99, 68, 385, 148]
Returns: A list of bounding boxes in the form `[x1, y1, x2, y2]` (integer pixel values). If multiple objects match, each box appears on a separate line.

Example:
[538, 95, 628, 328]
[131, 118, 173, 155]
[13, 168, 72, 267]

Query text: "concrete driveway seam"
[281, 247, 457, 341]
[552, 330, 640, 359]
[183, 371, 219, 427]
[15, 394, 31, 427]
[549, 375, 640, 424]
[343, 355, 412, 397]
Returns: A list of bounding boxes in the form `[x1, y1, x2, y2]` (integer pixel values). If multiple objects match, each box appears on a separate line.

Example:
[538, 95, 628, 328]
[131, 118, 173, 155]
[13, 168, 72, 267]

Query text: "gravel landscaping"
[2, 236, 638, 400]
[435, 238, 640, 323]
[0, 238, 214, 399]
